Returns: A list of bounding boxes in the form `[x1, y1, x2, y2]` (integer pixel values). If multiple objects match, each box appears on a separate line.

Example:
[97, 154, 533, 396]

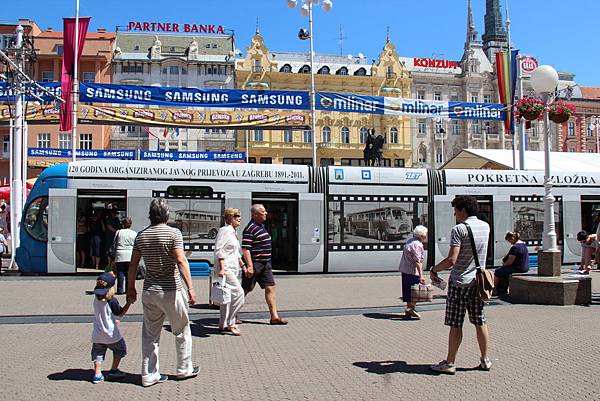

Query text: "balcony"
[471, 133, 483, 141]
[434, 132, 447, 141]
[386, 71, 397, 79]
[486, 133, 500, 142]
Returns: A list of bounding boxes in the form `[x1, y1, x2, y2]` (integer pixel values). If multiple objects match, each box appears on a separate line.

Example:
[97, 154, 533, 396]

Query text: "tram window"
[24, 197, 49, 242]
[166, 186, 213, 198]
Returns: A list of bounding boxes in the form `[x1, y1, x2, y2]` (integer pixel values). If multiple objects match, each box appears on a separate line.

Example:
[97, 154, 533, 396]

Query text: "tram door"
[474, 196, 494, 267]
[581, 196, 600, 234]
[252, 194, 298, 272]
[47, 188, 77, 273]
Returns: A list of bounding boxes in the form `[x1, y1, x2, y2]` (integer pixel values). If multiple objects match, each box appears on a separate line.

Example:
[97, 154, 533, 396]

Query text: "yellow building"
[235, 31, 412, 167]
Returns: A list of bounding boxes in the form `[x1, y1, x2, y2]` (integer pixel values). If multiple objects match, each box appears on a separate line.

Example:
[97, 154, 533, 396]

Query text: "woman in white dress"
[214, 208, 245, 335]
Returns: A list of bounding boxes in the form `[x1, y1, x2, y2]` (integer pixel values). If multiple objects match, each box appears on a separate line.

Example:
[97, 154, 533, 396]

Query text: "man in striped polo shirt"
[430, 195, 492, 374]
[127, 198, 200, 387]
[241, 204, 288, 325]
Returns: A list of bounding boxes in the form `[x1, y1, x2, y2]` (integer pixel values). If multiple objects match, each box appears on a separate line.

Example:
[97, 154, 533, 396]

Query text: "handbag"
[210, 277, 231, 305]
[464, 222, 495, 301]
[410, 283, 434, 302]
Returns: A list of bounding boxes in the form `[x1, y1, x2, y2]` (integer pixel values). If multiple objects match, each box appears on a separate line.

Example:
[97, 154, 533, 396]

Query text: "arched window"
[299, 65, 311, 74]
[390, 127, 398, 144]
[359, 127, 369, 144]
[341, 127, 350, 144]
[317, 66, 330, 75]
[280, 64, 292, 73]
[354, 67, 366, 76]
[336, 67, 348, 75]
[322, 126, 331, 143]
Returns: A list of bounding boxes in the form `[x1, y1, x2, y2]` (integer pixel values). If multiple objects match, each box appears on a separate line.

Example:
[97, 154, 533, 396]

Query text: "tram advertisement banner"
[28, 148, 137, 159]
[0, 104, 309, 129]
[140, 150, 245, 161]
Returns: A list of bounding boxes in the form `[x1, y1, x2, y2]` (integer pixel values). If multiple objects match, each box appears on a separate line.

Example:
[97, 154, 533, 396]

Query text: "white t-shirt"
[113, 228, 137, 263]
[91, 297, 123, 344]
[213, 225, 242, 275]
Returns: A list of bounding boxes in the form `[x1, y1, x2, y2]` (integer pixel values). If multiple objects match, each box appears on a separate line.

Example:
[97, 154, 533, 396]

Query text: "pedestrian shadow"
[353, 361, 480, 375]
[163, 319, 223, 338]
[190, 303, 219, 310]
[362, 313, 418, 321]
[48, 368, 140, 385]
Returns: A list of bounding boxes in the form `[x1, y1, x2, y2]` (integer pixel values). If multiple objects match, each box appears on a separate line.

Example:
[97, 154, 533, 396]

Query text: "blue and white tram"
[16, 160, 600, 274]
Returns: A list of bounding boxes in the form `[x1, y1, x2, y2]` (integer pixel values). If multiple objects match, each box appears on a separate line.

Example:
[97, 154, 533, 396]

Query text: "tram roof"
[441, 149, 600, 172]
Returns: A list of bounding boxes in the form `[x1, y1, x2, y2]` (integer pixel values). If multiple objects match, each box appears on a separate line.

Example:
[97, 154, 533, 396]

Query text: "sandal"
[223, 326, 241, 336]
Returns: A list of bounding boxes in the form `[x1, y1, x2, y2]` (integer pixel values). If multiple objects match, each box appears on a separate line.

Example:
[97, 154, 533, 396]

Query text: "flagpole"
[505, 0, 516, 170]
[71, 0, 80, 162]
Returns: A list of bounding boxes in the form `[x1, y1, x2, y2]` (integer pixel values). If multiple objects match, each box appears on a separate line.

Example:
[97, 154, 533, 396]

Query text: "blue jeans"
[115, 262, 130, 294]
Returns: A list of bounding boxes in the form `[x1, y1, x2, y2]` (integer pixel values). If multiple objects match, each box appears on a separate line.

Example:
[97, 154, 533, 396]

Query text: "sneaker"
[92, 373, 104, 384]
[143, 374, 168, 387]
[480, 357, 492, 371]
[430, 360, 456, 375]
[405, 308, 421, 319]
[176, 366, 200, 381]
[107, 369, 126, 380]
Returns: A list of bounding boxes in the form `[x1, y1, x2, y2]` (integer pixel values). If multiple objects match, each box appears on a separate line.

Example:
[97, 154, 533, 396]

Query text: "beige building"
[235, 30, 412, 167]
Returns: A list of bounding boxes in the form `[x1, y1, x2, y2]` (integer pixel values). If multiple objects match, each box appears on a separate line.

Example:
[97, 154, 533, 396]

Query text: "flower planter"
[549, 112, 570, 124]
[521, 109, 542, 121]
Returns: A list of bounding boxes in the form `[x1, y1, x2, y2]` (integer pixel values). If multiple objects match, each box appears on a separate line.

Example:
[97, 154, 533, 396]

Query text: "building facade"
[235, 29, 412, 166]
[110, 29, 236, 152]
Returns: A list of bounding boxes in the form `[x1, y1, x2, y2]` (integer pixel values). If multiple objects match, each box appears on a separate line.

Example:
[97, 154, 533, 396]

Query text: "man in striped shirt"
[241, 204, 288, 325]
[127, 198, 200, 387]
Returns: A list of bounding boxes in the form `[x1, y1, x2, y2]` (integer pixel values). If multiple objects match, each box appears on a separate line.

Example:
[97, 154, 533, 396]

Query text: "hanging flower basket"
[547, 101, 576, 124]
[514, 96, 546, 121]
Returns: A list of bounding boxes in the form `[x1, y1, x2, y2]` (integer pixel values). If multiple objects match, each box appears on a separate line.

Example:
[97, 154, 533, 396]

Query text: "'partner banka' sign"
[127, 21, 225, 34]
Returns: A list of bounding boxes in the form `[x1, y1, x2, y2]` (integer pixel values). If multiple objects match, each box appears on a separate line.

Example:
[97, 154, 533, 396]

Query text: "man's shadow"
[48, 369, 140, 385]
[362, 313, 419, 321]
[163, 318, 226, 338]
[353, 360, 480, 375]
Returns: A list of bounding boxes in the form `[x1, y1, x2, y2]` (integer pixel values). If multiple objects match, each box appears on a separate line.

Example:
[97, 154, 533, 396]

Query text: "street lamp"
[589, 116, 600, 154]
[530, 64, 560, 275]
[287, 0, 333, 167]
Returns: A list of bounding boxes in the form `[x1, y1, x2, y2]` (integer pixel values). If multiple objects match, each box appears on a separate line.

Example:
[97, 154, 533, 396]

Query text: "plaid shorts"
[444, 282, 486, 328]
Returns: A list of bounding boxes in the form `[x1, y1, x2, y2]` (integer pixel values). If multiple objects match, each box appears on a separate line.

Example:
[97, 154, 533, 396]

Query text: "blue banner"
[28, 148, 137, 159]
[140, 150, 245, 161]
[0, 82, 61, 102]
[316, 92, 384, 114]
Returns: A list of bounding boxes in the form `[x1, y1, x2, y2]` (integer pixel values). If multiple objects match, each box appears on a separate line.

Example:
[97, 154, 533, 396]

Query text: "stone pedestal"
[509, 273, 592, 306]
[537, 250, 562, 276]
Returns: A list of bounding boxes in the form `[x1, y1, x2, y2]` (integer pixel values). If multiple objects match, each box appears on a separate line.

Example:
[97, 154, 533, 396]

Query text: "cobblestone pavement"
[0, 270, 599, 400]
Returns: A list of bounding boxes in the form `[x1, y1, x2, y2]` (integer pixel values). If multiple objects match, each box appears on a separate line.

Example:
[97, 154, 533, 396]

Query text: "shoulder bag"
[464, 222, 495, 301]
[210, 277, 231, 305]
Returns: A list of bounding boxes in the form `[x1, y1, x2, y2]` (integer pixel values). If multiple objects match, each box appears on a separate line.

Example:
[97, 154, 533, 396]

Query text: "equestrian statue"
[363, 129, 385, 166]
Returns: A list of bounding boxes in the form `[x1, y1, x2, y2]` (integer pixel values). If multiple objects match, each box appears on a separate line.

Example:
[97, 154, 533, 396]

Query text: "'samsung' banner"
[28, 148, 136, 159]
[0, 82, 505, 121]
[140, 150, 245, 161]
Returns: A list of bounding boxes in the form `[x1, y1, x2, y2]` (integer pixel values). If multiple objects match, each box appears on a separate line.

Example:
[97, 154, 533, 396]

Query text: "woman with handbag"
[111, 217, 137, 295]
[214, 208, 245, 336]
[398, 225, 428, 319]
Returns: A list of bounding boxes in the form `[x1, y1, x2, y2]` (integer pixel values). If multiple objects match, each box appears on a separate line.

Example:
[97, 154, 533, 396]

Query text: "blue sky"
[4, 0, 599, 86]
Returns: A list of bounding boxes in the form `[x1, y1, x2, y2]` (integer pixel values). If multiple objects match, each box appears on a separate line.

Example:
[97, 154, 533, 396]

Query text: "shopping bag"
[210, 277, 231, 305]
[410, 284, 434, 303]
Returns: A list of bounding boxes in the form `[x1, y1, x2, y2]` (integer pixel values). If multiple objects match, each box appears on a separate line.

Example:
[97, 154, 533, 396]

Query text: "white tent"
[441, 149, 600, 171]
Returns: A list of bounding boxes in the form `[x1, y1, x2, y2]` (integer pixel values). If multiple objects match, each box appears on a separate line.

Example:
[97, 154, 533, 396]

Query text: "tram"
[16, 160, 600, 274]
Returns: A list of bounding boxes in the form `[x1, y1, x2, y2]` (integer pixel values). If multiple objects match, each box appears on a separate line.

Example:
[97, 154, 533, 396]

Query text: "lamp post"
[589, 116, 600, 154]
[530, 65, 561, 276]
[287, 0, 333, 167]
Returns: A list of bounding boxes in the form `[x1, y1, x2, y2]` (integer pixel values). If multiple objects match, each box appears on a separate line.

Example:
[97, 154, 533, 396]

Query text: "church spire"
[482, 0, 508, 61]
[464, 0, 480, 49]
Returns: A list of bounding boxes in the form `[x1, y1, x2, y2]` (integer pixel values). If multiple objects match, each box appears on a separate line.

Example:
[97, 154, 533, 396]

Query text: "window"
[472, 121, 481, 134]
[341, 127, 350, 144]
[284, 129, 293, 143]
[283, 158, 312, 165]
[280, 64, 292, 73]
[568, 122, 575, 137]
[418, 119, 426, 135]
[390, 127, 398, 144]
[435, 120, 443, 134]
[24, 196, 49, 242]
[58, 133, 71, 149]
[79, 133, 92, 150]
[483, 94, 492, 104]
[434, 91, 442, 101]
[169, 66, 179, 75]
[0, 34, 15, 49]
[259, 157, 272, 164]
[394, 159, 405, 167]
[253, 129, 263, 142]
[417, 90, 425, 100]
[450, 94, 459, 102]
[317, 66, 330, 75]
[470, 93, 479, 103]
[41, 71, 54, 82]
[299, 65, 311, 74]
[588, 124, 594, 137]
[134, 45, 140, 51]
[37, 133, 50, 148]
[530, 124, 538, 137]
[568, 147, 576, 153]
[303, 130, 312, 143]
[336, 67, 348, 75]
[359, 128, 369, 144]
[56, 45, 63, 56]
[82, 72, 95, 83]
[3, 135, 9, 155]
[322, 126, 331, 143]
[451, 120, 460, 135]
[353, 68, 366, 76]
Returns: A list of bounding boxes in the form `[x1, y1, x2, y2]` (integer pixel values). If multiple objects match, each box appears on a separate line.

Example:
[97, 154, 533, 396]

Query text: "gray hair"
[121, 216, 132, 229]
[413, 225, 428, 238]
[250, 204, 265, 215]
[149, 198, 170, 225]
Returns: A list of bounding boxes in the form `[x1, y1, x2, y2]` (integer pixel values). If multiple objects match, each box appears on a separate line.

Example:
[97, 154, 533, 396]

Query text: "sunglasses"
[233, 214, 241, 218]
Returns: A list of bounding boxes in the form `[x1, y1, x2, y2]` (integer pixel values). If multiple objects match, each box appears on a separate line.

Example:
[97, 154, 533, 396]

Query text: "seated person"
[495, 231, 529, 293]
[577, 230, 597, 274]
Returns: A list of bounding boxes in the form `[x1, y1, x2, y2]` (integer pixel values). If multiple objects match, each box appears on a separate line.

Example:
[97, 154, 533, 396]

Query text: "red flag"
[60, 17, 90, 132]
[163, 127, 169, 138]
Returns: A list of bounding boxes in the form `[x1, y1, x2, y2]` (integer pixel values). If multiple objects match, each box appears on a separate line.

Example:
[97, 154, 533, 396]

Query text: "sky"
[3, 0, 600, 86]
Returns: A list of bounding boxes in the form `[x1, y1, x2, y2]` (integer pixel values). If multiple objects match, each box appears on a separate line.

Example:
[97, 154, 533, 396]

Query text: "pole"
[505, 0, 517, 169]
[11, 25, 24, 252]
[245, 129, 249, 163]
[71, 0, 80, 162]
[517, 54, 526, 169]
[596, 118, 600, 154]
[542, 93, 557, 252]
[308, 2, 317, 167]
